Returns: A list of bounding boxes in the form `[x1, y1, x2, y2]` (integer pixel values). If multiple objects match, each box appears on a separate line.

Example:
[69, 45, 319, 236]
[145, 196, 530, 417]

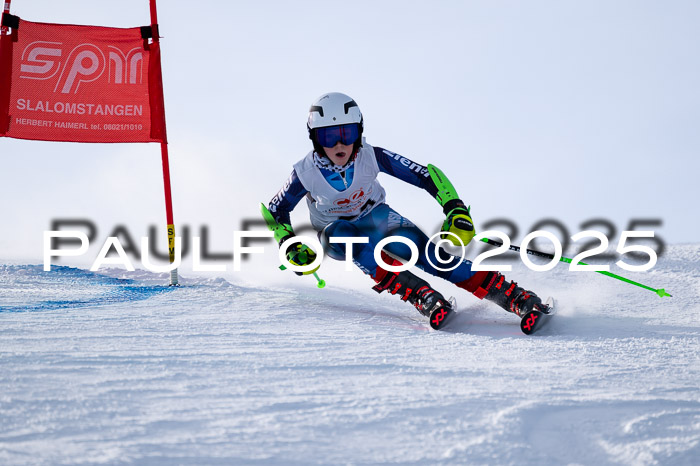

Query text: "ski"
[429, 297, 457, 330]
[519, 297, 555, 335]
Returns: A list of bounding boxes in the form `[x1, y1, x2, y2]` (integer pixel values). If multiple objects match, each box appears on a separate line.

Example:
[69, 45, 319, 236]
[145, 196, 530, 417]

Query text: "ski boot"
[458, 271, 554, 334]
[458, 271, 550, 317]
[372, 256, 454, 329]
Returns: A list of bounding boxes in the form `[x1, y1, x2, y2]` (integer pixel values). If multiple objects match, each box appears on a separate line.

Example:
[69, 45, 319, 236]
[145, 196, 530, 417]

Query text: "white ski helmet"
[307, 92, 363, 130]
[307, 92, 364, 155]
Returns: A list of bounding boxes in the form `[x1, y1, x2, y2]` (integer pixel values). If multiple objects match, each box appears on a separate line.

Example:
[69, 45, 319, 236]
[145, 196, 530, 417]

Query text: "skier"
[266, 92, 550, 329]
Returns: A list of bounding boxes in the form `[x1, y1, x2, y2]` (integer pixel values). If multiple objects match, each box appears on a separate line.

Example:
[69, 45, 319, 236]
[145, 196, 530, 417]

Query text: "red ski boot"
[372, 253, 454, 329]
[458, 271, 549, 317]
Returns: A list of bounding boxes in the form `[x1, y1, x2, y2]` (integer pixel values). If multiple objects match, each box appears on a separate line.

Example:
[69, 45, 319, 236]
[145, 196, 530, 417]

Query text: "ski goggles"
[314, 123, 360, 148]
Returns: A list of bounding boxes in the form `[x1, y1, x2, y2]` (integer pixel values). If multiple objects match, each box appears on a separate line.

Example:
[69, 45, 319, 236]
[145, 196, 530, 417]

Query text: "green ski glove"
[441, 199, 475, 247]
[260, 203, 320, 275]
[427, 164, 475, 247]
[284, 243, 320, 276]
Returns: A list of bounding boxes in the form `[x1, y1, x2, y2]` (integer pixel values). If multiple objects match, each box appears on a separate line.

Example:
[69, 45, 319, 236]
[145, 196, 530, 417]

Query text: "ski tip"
[520, 310, 544, 335]
[656, 288, 672, 298]
[520, 297, 556, 335]
[429, 298, 456, 330]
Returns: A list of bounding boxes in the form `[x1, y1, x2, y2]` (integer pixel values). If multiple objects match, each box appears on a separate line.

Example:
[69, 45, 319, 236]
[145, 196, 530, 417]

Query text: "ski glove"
[260, 203, 320, 276]
[441, 199, 475, 247]
[285, 242, 320, 276]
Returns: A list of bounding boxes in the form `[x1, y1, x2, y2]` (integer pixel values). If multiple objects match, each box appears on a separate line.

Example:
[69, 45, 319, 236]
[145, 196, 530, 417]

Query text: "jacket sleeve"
[373, 146, 439, 198]
[268, 169, 308, 227]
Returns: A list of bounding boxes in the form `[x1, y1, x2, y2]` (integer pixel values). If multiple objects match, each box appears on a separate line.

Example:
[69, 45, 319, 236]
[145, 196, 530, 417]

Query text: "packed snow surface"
[1, 244, 699, 465]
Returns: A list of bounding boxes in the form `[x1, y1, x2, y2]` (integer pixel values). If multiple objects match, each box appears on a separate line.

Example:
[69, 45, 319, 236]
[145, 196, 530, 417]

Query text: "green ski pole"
[479, 237, 671, 298]
[260, 203, 326, 289]
[277, 263, 326, 288]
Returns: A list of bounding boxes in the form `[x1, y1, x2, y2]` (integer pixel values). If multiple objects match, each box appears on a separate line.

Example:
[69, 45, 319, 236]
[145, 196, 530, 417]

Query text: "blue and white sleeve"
[373, 146, 439, 198]
[268, 169, 308, 226]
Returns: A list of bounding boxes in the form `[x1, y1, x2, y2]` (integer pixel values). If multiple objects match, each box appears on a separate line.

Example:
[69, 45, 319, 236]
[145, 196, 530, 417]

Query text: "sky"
[1, 0, 699, 279]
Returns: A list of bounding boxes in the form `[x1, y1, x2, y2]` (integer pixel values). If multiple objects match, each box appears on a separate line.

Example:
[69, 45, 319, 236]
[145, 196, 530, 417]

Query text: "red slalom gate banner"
[0, 18, 166, 143]
[1, 2, 179, 285]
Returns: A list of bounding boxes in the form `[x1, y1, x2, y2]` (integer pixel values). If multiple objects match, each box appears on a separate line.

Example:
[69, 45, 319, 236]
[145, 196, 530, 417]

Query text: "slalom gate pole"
[479, 237, 672, 298]
[1, 0, 12, 34]
[161, 144, 178, 286]
[149, 0, 178, 285]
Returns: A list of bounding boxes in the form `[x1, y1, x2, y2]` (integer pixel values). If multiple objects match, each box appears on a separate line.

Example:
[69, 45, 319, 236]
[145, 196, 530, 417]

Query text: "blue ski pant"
[320, 203, 476, 284]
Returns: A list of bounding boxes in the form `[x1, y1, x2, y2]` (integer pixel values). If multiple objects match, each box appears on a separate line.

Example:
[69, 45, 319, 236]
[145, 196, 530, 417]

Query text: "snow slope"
[1, 244, 699, 465]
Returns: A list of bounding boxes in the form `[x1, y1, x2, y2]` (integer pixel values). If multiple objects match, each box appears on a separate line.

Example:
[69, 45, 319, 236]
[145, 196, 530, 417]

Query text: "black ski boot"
[477, 271, 547, 317]
[372, 268, 453, 329]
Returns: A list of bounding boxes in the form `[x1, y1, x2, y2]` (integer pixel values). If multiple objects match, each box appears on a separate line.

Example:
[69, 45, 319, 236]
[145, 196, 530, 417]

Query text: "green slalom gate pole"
[479, 237, 672, 298]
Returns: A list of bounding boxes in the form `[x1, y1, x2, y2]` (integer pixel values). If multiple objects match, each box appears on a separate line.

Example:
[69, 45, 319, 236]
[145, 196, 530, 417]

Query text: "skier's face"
[324, 141, 354, 166]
